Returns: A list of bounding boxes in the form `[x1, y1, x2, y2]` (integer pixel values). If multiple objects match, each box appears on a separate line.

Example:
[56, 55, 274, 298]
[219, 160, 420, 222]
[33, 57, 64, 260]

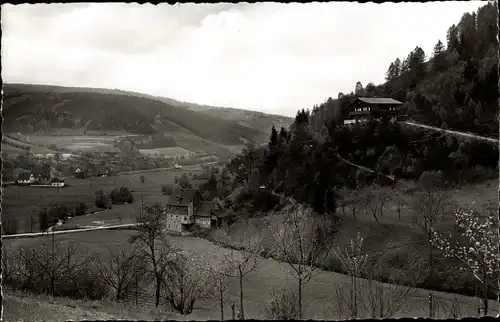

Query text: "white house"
[50, 178, 65, 187]
[17, 172, 37, 185]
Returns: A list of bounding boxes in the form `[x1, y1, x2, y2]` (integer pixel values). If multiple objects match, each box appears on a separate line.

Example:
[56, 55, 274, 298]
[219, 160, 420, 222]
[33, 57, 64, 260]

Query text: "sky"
[2, 1, 488, 117]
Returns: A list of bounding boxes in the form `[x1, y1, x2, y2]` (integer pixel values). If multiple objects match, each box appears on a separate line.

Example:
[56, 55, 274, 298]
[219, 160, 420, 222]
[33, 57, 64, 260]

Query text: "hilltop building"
[344, 97, 404, 125]
[164, 188, 234, 233]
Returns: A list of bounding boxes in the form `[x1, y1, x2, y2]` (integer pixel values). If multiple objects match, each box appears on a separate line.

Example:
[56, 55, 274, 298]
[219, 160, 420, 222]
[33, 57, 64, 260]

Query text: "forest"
[227, 1, 499, 216]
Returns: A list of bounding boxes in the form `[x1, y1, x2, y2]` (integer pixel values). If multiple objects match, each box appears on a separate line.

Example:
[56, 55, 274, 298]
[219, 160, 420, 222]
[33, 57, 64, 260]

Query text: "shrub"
[74, 202, 88, 216]
[95, 190, 112, 209]
[110, 186, 134, 204]
[161, 184, 174, 195]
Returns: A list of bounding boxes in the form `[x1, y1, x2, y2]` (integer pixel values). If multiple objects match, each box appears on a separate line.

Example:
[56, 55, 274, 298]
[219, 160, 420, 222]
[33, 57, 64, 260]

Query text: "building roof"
[50, 178, 64, 182]
[18, 172, 32, 181]
[348, 97, 403, 106]
[166, 188, 199, 206]
[74, 168, 82, 173]
[194, 201, 214, 217]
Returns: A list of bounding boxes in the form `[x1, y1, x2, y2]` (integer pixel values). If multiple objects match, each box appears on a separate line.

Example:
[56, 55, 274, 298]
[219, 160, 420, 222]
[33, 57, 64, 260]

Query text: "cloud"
[2, 1, 487, 116]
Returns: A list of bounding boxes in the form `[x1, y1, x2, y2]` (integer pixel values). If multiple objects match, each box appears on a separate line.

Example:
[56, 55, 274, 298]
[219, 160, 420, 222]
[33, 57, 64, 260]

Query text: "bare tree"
[410, 189, 452, 315]
[391, 189, 405, 221]
[378, 191, 390, 218]
[129, 203, 178, 307]
[92, 244, 144, 302]
[23, 240, 92, 297]
[333, 232, 368, 319]
[208, 263, 230, 321]
[220, 230, 262, 320]
[364, 191, 381, 223]
[265, 284, 300, 320]
[346, 188, 361, 220]
[2, 246, 19, 285]
[360, 261, 417, 318]
[269, 201, 334, 319]
[163, 250, 216, 315]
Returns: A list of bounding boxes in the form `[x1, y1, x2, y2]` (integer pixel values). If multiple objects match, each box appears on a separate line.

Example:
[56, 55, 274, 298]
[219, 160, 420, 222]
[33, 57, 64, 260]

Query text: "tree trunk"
[220, 288, 224, 321]
[428, 237, 433, 317]
[155, 277, 161, 307]
[298, 278, 303, 319]
[483, 274, 488, 316]
[353, 274, 357, 318]
[239, 272, 244, 320]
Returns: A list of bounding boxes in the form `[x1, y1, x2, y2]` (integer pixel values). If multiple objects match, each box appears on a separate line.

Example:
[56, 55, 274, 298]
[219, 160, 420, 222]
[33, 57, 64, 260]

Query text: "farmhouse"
[344, 97, 404, 125]
[164, 188, 233, 233]
[16, 172, 37, 185]
[50, 177, 65, 187]
[74, 168, 86, 179]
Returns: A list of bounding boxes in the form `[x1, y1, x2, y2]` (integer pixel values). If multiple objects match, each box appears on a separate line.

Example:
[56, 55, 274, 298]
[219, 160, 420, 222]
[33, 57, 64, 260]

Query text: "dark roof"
[166, 188, 199, 206]
[348, 97, 403, 106]
[50, 178, 64, 182]
[18, 172, 32, 181]
[195, 201, 214, 217]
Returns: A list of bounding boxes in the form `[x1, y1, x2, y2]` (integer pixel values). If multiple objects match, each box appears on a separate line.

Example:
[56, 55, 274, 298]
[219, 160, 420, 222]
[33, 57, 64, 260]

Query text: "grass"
[4, 228, 498, 320]
[2, 168, 205, 233]
[26, 134, 122, 153]
[138, 146, 194, 157]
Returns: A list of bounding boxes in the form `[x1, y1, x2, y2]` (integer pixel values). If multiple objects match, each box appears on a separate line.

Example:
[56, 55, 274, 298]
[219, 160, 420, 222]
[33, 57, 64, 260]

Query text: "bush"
[161, 184, 174, 195]
[110, 186, 134, 204]
[265, 285, 300, 320]
[74, 202, 88, 216]
[95, 190, 112, 209]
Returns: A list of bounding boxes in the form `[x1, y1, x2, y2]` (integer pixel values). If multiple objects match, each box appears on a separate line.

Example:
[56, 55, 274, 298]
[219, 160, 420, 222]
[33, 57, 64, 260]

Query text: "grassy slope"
[4, 229, 498, 320]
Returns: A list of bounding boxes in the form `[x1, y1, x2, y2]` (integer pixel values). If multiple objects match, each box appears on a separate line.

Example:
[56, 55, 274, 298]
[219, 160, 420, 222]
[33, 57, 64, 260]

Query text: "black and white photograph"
[1, 1, 499, 320]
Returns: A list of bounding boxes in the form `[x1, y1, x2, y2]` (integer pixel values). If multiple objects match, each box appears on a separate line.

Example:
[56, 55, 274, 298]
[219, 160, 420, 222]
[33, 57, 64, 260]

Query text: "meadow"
[2, 167, 206, 233]
[138, 146, 193, 157]
[26, 135, 121, 153]
[3, 229, 498, 320]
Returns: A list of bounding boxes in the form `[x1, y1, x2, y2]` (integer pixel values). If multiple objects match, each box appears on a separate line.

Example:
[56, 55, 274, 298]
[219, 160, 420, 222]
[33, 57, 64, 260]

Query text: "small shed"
[50, 178, 65, 187]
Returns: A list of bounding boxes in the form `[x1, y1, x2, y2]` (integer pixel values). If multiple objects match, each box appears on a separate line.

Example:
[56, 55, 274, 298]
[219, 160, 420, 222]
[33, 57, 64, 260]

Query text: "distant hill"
[3, 83, 293, 135]
[2, 83, 293, 151]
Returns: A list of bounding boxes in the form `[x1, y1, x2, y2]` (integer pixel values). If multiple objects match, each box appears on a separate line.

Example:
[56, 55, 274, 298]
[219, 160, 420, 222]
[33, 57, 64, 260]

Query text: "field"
[2, 166, 206, 233]
[4, 229, 498, 320]
[25, 134, 121, 153]
[138, 146, 193, 157]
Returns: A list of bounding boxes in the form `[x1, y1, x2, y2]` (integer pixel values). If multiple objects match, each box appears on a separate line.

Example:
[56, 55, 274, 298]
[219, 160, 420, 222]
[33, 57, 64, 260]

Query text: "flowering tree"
[163, 250, 217, 315]
[431, 205, 499, 316]
[333, 232, 368, 318]
[269, 200, 334, 319]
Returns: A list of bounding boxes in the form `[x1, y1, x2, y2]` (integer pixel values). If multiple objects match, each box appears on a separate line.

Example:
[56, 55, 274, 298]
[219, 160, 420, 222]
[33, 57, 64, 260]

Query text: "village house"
[344, 97, 404, 125]
[50, 177, 65, 187]
[163, 188, 234, 233]
[16, 172, 37, 185]
[74, 167, 86, 179]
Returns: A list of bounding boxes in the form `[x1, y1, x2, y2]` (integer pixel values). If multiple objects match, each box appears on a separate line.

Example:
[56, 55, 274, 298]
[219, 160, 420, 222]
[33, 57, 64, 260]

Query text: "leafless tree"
[364, 190, 381, 223]
[378, 191, 390, 218]
[220, 230, 262, 320]
[2, 246, 17, 285]
[21, 240, 92, 297]
[208, 263, 230, 321]
[347, 188, 361, 220]
[269, 201, 334, 319]
[129, 203, 178, 307]
[265, 284, 300, 320]
[360, 261, 417, 318]
[92, 244, 145, 302]
[391, 189, 405, 221]
[163, 250, 216, 315]
[333, 232, 368, 319]
[410, 189, 452, 316]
